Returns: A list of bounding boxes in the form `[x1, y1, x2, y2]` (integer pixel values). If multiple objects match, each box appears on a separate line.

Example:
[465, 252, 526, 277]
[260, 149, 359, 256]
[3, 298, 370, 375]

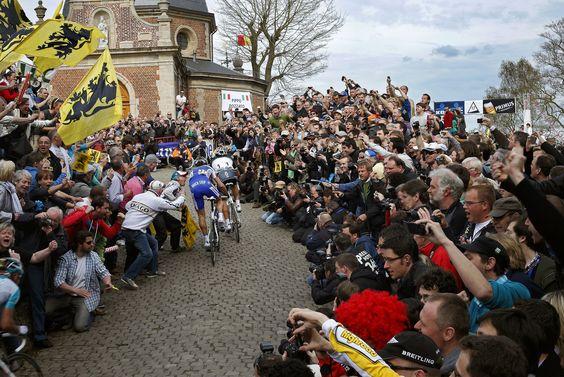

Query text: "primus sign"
[221, 90, 253, 112]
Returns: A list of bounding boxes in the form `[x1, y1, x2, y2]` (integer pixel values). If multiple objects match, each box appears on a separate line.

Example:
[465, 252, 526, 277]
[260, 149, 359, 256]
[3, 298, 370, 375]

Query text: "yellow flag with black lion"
[58, 48, 122, 145]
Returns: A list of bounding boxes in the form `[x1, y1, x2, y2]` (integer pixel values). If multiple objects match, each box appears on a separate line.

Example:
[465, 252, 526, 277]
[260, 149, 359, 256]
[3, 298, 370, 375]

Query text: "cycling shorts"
[216, 168, 238, 185]
[189, 179, 220, 211]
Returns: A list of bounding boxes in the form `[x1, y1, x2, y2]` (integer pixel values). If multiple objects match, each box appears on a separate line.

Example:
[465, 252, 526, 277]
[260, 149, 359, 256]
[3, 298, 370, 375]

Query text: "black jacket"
[396, 261, 429, 300]
[311, 275, 346, 305]
[345, 178, 386, 236]
[508, 177, 564, 261]
[441, 201, 468, 242]
[350, 267, 390, 292]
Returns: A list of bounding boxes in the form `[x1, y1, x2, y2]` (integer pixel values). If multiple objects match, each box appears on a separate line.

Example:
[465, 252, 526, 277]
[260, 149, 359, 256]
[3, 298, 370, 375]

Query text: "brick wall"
[51, 65, 160, 118]
[170, 16, 209, 59]
[69, 1, 158, 49]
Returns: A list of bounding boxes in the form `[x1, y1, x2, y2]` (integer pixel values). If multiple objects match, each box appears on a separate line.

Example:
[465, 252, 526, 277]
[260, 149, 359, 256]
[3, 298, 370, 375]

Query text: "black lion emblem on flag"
[0, 0, 30, 42]
[37, 22, 92, 60]
[63, 62, 117, 125]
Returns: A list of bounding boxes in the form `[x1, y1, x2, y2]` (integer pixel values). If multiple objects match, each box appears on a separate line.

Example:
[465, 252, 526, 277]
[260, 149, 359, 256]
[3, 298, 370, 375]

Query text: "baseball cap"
[335, 130, 347, 137]
[281, 130, 290, 136]
[379, 331, 442, 371]
[145, 154, 161, 164]
[274, 181, 286, 189]
[423, 142, 447, 152]
[149, 180, 165, 191]
[460, 236, 509, 266]
[490, 197, 523, 218]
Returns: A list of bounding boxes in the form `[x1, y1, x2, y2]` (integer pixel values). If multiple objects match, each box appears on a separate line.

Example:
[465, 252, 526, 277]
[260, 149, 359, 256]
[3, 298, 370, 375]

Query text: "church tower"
[51, 0, 266, 122]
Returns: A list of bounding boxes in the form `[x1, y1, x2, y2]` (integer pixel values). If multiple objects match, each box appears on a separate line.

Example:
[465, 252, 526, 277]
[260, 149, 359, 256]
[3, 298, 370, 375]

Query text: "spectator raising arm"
[417, 219, 493, 301]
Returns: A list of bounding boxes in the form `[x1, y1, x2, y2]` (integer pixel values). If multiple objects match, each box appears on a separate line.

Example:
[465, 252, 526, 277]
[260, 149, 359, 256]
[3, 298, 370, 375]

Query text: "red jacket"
[62, 208, 121, 246]
[419, 242, 463, 290]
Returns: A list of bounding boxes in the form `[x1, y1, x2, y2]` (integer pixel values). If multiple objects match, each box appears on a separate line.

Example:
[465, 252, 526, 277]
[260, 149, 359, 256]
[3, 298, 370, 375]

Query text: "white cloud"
[21, 0, 564, 100]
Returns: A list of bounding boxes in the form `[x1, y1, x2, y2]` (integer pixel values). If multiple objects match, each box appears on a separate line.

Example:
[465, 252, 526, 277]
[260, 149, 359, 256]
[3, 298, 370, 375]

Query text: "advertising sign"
[482, 98, 516, 114]
[433, 101, 465, 115]
[464, 100, 483, 115]
[221, 90, 253, 112]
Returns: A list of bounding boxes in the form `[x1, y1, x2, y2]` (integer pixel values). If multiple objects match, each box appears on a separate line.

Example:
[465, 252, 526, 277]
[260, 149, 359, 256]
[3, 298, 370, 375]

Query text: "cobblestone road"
[32, 169, 314, 376]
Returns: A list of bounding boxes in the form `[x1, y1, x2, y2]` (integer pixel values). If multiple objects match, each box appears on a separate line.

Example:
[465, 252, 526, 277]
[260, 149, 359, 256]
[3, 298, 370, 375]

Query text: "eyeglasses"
[464, 200, 485, 206]
[84, 241, 93, 245]
[382, 255, 403, 264]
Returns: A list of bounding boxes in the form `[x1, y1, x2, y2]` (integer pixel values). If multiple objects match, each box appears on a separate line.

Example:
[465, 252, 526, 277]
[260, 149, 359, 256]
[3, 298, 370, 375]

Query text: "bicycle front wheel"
[6, 353, 43, 377]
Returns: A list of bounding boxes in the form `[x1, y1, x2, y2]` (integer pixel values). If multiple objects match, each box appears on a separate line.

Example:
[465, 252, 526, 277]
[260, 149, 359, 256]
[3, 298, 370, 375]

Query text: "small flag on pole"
[237, 34, 251, 46]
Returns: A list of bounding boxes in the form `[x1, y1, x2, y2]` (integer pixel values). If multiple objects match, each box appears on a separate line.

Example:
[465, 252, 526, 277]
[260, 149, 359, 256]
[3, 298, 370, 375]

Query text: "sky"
[22, 0, 564, 101]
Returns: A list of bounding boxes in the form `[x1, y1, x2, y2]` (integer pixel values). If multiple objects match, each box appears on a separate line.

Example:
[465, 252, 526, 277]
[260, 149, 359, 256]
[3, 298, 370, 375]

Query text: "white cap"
[149, 180, 165, 191]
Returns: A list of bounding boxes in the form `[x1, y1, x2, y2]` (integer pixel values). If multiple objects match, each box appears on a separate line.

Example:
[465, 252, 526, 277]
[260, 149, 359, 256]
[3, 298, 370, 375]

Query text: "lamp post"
[34, 0, 47, 24]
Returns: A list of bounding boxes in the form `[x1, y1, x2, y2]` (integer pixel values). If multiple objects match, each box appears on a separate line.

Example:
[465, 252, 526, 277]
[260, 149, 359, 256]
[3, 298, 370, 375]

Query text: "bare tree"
[216, 0, 344, 97]
[534, 17, 564, 128]
[485, 58, 546, 133]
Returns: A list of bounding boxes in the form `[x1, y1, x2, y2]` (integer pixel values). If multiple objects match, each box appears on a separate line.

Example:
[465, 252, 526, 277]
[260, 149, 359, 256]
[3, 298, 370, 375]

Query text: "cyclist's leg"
[196, 208, 207, 235]
[232, 182, 241, 211]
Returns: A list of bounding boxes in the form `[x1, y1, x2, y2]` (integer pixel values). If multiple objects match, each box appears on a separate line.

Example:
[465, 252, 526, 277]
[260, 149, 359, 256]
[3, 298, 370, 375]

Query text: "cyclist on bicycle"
[211, 146, 242, 212]
[0, 258, 27, 336]
[188, 159, 229, 248]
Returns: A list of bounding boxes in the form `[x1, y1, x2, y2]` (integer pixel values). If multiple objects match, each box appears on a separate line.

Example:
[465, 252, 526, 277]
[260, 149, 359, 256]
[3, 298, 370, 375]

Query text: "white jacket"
[122, 191, 185, 232]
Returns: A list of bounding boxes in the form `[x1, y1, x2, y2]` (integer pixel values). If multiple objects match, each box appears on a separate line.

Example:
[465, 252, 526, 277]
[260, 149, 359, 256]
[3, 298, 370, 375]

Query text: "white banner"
[464, 100, 483, 115]
[221, 90, 253, 112]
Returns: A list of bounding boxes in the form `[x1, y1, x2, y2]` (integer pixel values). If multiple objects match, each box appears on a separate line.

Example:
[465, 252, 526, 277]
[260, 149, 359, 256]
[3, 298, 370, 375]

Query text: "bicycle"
[0, 333, 43, 376]
[204, 196, 220, 266]
[225, 183, 241, 243]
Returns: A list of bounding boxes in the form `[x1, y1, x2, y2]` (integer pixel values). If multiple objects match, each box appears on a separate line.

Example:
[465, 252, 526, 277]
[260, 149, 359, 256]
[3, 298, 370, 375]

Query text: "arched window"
[176, 31, 189, 51]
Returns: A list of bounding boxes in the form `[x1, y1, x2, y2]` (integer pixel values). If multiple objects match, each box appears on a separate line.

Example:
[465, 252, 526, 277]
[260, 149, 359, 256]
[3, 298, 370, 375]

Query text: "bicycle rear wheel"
[209, 220, 217, 266]
[6, 353, 43, 376]
[230, 202, 240, 243]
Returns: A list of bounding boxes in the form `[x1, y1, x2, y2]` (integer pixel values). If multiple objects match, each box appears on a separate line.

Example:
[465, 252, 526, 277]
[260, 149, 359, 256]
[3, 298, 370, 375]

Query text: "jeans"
[261, 211, 283, 225]
[45, 296, 92, 332]
[123, 229, 158, 280]
[26, 264, 47, 341]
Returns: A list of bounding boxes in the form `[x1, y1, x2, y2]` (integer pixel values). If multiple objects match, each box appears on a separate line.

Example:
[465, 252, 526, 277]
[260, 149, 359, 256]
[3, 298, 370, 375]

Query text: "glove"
[18, 325, 28, 335]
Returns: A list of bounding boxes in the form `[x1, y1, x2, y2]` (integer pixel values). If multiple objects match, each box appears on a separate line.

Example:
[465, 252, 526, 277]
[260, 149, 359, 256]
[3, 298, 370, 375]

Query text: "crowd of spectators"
[241, 77, 564, 377]
[1, 67, 564, 377]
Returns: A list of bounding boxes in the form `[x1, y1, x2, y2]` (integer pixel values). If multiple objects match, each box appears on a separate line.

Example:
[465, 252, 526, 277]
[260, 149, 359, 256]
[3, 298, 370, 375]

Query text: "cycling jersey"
[0, 275, 20, 310]
[322, 319, 399, 377]
[189, 165, 220, 210]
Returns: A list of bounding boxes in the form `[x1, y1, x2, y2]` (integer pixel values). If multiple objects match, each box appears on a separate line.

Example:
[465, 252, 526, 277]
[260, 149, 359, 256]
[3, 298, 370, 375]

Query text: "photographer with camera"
[343, 159, 387, 238]
[334, 253, 390, 292]
[311, 258, 345, 305]
[261, 181, 287, 225]
[304, 213, 339, 255]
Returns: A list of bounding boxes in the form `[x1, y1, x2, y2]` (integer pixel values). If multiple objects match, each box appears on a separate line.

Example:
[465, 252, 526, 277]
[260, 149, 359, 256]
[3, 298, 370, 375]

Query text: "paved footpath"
[32, 168, 315, 376]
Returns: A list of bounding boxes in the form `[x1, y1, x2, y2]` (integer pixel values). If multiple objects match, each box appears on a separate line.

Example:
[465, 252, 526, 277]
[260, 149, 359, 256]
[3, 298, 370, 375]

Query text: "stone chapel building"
[50, 0, 267, 122]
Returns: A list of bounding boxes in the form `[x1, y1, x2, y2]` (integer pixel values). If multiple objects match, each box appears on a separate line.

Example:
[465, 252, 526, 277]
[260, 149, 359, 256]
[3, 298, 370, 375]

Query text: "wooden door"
[118, 80, 130, 118]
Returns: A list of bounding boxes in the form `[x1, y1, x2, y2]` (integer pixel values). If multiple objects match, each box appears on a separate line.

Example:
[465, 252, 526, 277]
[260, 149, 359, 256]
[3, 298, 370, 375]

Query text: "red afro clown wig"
[335, 290, 409, 350]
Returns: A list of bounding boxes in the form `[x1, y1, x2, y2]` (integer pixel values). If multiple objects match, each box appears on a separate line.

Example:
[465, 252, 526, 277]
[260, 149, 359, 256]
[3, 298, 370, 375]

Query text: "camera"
[260, 341, 274, 354]
[309, 263, 325, 281]
[405, 222, 428, 236]
[477, 118, 483, 124]
[412, 121, 420, 130]
[40, 218, 53, 227]
[278, 321, 308, 362]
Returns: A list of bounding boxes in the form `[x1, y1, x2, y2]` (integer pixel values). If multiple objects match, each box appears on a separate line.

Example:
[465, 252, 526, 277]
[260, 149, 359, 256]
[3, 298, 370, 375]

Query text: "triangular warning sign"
[468, 102, 479, 113]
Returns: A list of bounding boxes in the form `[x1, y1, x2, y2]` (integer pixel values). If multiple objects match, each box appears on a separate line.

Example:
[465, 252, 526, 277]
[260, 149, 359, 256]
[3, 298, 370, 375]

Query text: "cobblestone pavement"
[32, 168, 315, 376]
